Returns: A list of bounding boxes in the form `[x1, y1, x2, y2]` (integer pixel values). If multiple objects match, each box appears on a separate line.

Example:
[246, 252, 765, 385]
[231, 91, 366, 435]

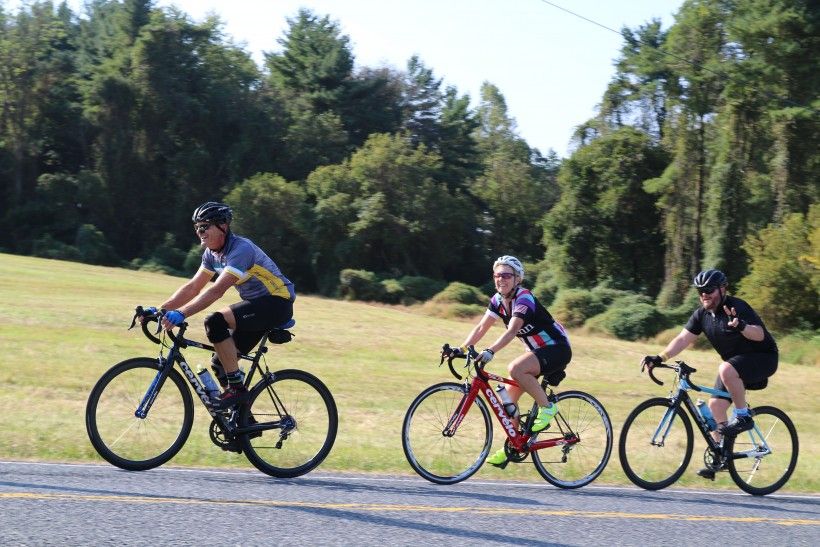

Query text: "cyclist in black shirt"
[640, 269, 778, 479]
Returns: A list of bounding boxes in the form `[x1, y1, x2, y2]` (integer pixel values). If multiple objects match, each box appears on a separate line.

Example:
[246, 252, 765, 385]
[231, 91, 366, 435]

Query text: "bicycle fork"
[442, 383, 476, 437]
[135, 357, 174, 419]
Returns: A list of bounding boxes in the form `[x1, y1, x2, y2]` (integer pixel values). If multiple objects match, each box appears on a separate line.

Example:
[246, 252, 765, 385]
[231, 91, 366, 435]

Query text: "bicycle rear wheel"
[619, 397, 694, 490]
[240, 369, 337, 478]
[531, 390, 613, 488]
[725, 406, 798, 496]
[85, 357, 194, 471]
[402, 382, 492, 484]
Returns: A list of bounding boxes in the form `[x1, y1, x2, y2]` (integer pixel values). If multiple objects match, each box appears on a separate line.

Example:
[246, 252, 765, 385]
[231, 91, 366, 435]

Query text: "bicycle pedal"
[492, 459, 510, 470]
[221, 442, 242, 454]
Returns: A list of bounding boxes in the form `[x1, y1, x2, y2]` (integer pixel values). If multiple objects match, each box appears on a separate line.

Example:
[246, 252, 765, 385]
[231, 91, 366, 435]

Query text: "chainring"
[209, 418, 241, 453]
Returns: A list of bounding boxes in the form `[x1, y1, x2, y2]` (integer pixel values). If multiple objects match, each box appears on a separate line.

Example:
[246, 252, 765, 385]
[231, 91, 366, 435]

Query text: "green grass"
[1, 253, 817, 492]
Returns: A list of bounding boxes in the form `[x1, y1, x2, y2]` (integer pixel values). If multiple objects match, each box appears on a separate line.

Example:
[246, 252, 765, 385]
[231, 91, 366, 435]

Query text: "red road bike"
[402, 345, 612, 487]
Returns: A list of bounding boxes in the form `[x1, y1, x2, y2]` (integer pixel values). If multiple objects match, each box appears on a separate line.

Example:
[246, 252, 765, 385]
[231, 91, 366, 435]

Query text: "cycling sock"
[226, 370, 243, 386]
[735, 407, 750, 417]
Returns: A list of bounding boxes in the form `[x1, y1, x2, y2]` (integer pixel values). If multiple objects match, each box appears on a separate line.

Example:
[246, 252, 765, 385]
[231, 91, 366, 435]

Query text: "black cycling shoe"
[718, 414, 754, 437]
[697, 457, 728, 480]
[211, 384, 250, 410]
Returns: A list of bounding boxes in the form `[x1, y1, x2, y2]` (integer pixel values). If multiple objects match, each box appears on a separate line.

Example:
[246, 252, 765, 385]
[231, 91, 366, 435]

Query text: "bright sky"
[11, 0, 684, 157]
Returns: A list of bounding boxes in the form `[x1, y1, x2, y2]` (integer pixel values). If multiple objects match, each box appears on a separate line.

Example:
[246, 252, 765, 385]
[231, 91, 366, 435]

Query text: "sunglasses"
[194, 223, 212, 234]
[493, 272, 516, 280]
[696, 285, 719, 295]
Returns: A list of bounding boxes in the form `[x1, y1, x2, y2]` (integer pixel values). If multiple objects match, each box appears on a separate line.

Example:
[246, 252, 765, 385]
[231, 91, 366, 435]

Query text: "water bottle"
[697, 399, 717, 431]
[495, 385, 519, 418]
[197, 366, 221, 400]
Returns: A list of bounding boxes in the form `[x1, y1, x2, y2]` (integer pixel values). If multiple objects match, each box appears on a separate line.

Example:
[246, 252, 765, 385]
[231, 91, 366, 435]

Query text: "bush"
[183, 244, 204, 272]
[586, 302, 667, 341]
[379, 278, 405, 304]
[75, 224, 118, 265]
[431, 282, 486, 306]
[338, 269, 384, 301]
[608, 293, 654, 308]
[532, 269, 559, 307]
[397, 276, 447, 302]
[648, 326, 712, 350]
[738, 205, 819, 331]
[31, 234, 81, 261]
[421, 300, 485, 319]
[590, 286, 635, 306]
[551, 289, 606, 328]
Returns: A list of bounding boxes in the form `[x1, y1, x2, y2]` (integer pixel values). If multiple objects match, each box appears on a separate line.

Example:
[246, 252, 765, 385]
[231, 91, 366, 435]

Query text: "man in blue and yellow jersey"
[159, 201, 295, 408]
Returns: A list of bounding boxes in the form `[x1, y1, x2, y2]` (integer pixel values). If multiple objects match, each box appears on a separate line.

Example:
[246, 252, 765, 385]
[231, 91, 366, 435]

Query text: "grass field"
[1, 253, 816, 493]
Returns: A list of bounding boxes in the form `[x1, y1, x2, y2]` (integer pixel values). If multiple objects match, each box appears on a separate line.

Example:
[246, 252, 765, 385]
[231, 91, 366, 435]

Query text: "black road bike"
[85, 307, 337, 478]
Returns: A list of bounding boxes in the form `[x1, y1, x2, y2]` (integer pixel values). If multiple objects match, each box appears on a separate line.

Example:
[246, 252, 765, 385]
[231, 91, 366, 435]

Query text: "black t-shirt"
[684, 295, 777, 360]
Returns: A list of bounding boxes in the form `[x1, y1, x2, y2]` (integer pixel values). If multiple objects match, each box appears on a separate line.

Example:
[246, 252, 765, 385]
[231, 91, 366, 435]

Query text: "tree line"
[1, 0, 817, 333]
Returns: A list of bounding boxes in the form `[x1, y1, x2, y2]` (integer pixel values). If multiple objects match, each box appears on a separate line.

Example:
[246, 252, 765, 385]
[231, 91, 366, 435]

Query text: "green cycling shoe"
[531, 404, 558, 432]
[486, 447, 508, 466]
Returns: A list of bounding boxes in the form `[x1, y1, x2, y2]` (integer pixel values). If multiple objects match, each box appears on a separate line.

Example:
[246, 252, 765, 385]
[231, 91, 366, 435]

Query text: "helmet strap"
[501, 284, 519, 300]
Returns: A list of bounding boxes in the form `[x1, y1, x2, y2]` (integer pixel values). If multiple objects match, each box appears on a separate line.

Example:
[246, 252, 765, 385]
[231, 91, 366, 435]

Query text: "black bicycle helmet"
[693, 269, 727, 289]
[192, 201, 232, 224]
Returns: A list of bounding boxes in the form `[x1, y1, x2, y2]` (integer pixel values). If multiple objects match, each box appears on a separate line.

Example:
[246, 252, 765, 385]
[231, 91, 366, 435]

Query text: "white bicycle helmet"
[493, 255, 524, 280]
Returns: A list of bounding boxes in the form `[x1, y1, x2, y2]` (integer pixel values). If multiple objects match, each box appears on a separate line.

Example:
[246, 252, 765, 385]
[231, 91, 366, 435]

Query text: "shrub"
[145, 232, 187, 274]
[648, 326, 712, 350]
[183, 244, 204, 272]
[738, 206, 819, 331]
[75, 224, 118, 265]
[586, 302, 667, 341]
[338, 269, 384, 301]
[31, 234, 81, 261]
[445, 303, 486, 318]
[532, 269, 559, 307]
[608, 293, 654, 308]
[397, 276, 447, 302]
[431, 282, 486, 306]
[590, 286, 635, 306]
[551, 289, 606, 328]
[379, 278, 405, 304]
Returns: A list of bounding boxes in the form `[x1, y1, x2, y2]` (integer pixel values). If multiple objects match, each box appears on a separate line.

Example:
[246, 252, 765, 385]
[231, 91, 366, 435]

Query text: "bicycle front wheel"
[240, 369, 337, 478]
[532, 390, 613, 488]
[725, 406, 798, 496]
[619, 397, 694, 490]
[402, 382, 492, 484]
[85, 357, 194, 471]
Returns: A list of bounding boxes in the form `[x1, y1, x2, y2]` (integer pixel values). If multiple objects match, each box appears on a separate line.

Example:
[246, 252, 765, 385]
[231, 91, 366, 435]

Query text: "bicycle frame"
[444, 367, 578, 455]
[651, 365, 774, 464]
[133, 320, 284, 439]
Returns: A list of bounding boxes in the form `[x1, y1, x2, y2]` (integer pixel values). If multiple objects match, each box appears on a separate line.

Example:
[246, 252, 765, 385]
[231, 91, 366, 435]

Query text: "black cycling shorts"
[533, 344, 572, 378]
[228, 295, 293, 354]
[713, 352, 778, 401]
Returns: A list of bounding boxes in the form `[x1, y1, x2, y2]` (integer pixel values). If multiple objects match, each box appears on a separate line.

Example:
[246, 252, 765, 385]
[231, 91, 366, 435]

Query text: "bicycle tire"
[402, 382, 493, 485]
[531, 390, 613, 489]
[85, 357, 194, 471]
[619, 397, 694, 490]
[240, 369, 337, 478]
[725, 405, 798, 496]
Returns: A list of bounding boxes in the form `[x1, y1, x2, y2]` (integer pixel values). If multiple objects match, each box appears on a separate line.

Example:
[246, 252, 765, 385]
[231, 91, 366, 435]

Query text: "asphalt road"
[1, 461, 818, 546]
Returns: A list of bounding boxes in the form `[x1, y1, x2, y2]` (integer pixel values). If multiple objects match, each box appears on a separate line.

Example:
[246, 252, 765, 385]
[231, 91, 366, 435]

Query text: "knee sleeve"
[204, 312, 231, 343]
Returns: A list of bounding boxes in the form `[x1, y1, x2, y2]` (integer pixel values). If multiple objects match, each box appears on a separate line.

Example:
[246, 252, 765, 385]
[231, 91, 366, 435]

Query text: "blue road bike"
[618, 361, 797, 496]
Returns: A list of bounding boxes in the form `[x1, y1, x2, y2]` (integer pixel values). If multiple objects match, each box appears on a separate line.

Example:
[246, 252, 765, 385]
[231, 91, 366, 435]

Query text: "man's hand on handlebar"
[161, 310, 185, 331]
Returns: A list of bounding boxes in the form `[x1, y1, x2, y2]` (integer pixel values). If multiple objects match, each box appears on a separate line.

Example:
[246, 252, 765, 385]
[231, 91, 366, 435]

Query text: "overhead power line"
[536, 0, 816, 112]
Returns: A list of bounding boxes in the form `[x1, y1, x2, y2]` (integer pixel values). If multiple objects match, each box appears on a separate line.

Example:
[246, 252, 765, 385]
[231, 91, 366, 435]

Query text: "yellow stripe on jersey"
[242, 264, 291, 299]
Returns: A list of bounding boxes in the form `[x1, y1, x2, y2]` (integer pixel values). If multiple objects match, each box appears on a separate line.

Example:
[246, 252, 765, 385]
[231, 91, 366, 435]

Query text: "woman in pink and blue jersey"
[455, 255, 571, 467]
